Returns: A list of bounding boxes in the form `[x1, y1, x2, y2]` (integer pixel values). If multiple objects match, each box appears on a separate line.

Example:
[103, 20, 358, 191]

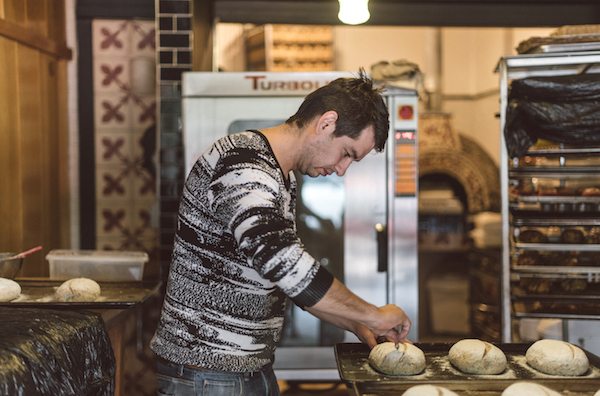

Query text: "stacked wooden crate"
[246, 24, 334, 71]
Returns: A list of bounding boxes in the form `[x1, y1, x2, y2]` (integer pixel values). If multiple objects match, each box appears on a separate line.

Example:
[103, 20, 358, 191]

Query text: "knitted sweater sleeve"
[208, 141, 333, 308]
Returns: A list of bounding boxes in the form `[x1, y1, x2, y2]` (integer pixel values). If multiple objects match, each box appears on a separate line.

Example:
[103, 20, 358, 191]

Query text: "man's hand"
[348, 304, 412, 347]
[368, 304, 411, 345]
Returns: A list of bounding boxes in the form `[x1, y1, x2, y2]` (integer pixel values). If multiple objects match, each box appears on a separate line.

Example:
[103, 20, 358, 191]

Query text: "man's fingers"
[398, 319, 411, 339]
[382, 319, 411, 344]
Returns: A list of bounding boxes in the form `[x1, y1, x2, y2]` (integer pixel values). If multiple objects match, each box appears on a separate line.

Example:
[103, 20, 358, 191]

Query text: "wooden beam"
[0, 18, 72, 60]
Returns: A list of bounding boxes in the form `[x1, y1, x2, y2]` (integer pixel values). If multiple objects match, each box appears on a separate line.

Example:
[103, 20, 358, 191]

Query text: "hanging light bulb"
[338, 0, 370, 25]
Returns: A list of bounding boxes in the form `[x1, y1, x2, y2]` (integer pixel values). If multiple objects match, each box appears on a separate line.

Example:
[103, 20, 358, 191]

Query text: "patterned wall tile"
[95, 129, 134, 166]
[131, 97, 157, 128]
[131, 202, 159, 239]
[92, 18, 158, 269]
[96, 202, 134, 238]
[130, 21, 157, 57]
[96, 166, 135, 201]
[93, 58, 130, 93]
[94, 92, 134, 129]
[133, 170, 157, 201]
[92, 20, 133, 57]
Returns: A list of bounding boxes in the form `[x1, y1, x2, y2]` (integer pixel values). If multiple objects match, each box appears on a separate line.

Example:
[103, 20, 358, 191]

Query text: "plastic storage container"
[46, 250, 148, 281]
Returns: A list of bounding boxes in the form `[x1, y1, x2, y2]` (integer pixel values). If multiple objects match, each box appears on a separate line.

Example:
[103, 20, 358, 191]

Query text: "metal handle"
[375, 223, 388, 272]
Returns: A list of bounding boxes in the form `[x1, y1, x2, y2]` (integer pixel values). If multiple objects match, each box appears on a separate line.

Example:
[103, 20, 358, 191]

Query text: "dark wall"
[214, 0, 600, 27]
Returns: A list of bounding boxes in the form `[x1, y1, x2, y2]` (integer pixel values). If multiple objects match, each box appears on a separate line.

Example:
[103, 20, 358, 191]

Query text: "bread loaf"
[501, 382, 561, 396]
[449, 339, 507, 375]
[55, 278, 101, 302]
[518, 230, 548, 243]
[526, 339, 589, 376]
[0, 277, 21, 302]
[403, 385, 458, 395]
[368, 342, 426, 376]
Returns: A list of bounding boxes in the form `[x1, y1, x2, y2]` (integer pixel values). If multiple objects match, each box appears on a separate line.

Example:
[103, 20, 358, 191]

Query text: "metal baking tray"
[509, 166, 600, 178]
[335, 342, 600, 395]
[514, 242, 600, 252]
[525, 42, 600, 55]
[0, 278, 161, 309]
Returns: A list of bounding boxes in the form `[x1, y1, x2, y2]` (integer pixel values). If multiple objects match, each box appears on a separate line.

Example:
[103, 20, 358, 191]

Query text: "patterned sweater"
[150, 131, 334, 372]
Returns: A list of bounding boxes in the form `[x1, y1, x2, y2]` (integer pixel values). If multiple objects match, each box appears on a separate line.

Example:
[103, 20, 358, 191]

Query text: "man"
[151, 70, 411, 395]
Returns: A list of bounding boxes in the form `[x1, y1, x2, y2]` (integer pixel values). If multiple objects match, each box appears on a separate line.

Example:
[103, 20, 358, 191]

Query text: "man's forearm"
[308, 278, 377, 323]
[305, 304, 379, 348]
[307, 278, 411, 343]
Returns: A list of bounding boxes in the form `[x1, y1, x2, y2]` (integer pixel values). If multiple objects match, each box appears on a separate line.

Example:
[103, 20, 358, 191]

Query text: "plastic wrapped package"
[0, 307, 115, 396]
[504, 73, 600, 157]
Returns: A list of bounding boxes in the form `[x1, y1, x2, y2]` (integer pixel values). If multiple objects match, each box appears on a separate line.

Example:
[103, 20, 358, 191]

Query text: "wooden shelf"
[245, 24, 334, 72]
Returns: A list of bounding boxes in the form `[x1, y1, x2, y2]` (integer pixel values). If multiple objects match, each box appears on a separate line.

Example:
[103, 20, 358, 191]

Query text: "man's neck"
[259, 124, 304, 176]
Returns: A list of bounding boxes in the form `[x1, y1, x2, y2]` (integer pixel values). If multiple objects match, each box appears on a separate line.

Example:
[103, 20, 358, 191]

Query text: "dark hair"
[286, 69, 389, 152]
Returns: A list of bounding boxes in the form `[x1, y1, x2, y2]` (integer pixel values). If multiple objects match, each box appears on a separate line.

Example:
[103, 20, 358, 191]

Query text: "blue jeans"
[157, 357, 281, 396]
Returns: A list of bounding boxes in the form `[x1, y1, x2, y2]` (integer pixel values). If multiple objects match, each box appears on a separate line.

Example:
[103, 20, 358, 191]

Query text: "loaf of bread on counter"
[0, 278, 21, 302]
[403, 385, 458, 395]
[526, 339, 589, 376]
[55, 278, 101, 302]
[368, 342, 426, 376]
[448, 339, 507, 375]
[501, 382, 561, 396]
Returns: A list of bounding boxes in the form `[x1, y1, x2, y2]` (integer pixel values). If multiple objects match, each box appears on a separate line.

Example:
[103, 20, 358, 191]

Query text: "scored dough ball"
[526, 339, 589, 376]
[368, 342, 426, 376]
[449, 339, 507, 375]
[501, 382, 561, 396]
[0, 277, 21, 302]
[55, 278, 101, 302]
[403, 385, 458, 396]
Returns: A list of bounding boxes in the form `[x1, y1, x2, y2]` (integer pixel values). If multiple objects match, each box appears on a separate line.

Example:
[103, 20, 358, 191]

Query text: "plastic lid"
[46, 249, 149, 263]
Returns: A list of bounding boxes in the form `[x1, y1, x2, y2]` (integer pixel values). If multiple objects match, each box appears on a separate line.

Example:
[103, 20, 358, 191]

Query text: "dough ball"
[55, 278, 101, 302]
[449, 338, 507, 375]
[501, 382, 561, 396]
[403, 385, 458, 396]
[368, 342, 426, 376]
[526, 339, 589, 376]
[0, 277, 21, 302]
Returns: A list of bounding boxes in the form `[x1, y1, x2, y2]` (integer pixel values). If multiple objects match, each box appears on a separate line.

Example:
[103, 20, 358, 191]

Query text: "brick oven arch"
[419, 135, 500, 214]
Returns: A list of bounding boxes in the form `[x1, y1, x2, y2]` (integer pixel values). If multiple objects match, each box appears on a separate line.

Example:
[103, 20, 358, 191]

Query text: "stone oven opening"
[418, 112, 501, 251]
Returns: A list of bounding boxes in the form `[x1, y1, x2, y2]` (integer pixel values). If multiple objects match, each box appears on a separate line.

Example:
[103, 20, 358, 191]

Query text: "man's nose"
[334, 157, 353, 176]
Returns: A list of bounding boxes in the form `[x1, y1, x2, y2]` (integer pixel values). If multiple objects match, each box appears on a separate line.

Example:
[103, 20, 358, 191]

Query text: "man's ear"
[315, 110, 338, 136]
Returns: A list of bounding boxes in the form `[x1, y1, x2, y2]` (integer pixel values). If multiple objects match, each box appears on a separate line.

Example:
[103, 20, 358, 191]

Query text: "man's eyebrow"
[350, 148, 359, 160]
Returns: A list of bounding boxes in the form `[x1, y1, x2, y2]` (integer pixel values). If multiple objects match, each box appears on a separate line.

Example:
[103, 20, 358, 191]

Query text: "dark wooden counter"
[1, 279, 161, 396]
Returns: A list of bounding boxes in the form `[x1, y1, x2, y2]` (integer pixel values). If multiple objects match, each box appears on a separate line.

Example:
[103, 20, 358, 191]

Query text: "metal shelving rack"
[498, 51, 600, 343]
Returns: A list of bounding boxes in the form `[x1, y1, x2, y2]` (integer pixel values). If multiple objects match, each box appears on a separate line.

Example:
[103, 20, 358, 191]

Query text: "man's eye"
[344, 151, 350, 157]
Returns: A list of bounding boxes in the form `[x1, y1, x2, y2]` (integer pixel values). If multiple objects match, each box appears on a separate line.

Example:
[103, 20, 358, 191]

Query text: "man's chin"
[301, 169, 324, 178]
[304, 169, 320, 178]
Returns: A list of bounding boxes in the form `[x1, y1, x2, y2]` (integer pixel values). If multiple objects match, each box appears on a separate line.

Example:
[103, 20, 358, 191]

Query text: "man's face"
[297, 125, 376, 178]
